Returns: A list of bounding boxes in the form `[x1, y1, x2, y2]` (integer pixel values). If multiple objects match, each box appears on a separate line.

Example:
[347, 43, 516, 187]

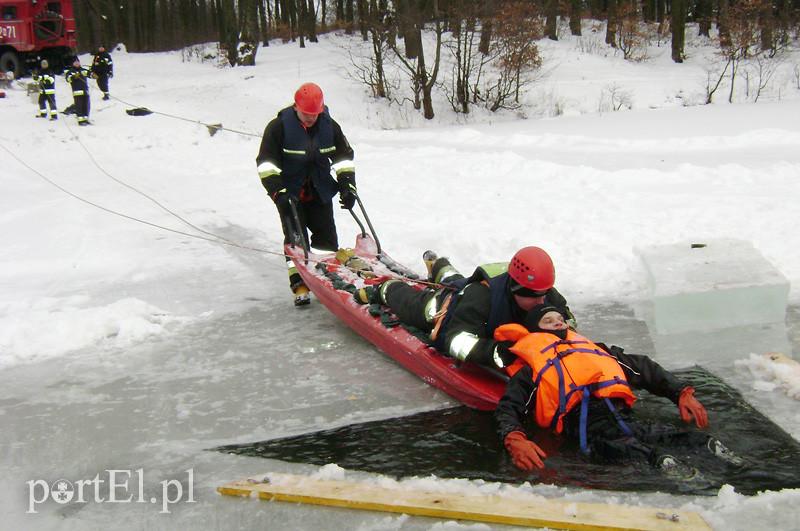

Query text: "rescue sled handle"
[349, 194, 382, 256]
[286, 198, 309, 262]
[285, 195, 381, 262]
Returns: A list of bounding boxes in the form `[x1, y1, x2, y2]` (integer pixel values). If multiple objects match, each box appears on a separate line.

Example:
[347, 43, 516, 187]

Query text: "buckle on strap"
[428, 292, 453, 343]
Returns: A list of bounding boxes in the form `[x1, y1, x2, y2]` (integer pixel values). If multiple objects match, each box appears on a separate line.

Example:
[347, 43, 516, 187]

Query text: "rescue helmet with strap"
[508, 246, 555, 293]
[294, 82, 325, 115]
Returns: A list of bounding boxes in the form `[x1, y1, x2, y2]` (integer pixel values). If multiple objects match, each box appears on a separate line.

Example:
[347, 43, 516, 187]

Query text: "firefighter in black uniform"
[65, 57, 90, 126]
[33, 59, 57, 120]
[91, 46, 113, 100]
[355, 246, 575, 371]
[256, 82, 356, 306]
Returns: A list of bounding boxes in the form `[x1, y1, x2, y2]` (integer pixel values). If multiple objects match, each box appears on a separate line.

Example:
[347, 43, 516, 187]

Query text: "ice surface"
[635, 239, 789, 335]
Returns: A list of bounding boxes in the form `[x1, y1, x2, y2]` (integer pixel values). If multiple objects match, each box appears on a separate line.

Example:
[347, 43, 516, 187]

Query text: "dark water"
[215, 367, 800, 496]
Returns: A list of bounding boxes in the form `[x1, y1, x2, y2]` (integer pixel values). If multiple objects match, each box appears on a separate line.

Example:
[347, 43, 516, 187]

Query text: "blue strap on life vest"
[604, 395, 634, 437]
[536, 340, 635, 454]
[579, 387, 591, 453]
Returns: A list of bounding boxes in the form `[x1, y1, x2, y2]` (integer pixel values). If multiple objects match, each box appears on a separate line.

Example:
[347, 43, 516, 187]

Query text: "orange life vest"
[495, 324, 636, 435]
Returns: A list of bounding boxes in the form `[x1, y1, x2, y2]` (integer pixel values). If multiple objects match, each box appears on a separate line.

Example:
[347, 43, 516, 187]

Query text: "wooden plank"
[218, 473, 711, 531]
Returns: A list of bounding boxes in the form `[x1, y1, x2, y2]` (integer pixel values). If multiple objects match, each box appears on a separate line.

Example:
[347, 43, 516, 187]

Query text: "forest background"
[74, 0, 800, 120]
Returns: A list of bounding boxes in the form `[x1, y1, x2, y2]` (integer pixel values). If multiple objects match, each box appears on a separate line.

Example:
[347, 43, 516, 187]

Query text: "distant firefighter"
[65, 56, 91, 126]
[91, 46, 113, 100]
[32, 59, 58, 120]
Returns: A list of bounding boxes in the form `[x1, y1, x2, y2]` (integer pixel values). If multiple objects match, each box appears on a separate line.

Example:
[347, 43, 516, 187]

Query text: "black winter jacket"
[256, 108, 354, 200]
[442, 281, 573, 368]
[495, 344, 685, 441]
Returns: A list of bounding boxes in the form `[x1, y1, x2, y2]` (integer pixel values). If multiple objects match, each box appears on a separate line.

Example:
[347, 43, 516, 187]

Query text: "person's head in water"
[525, 304, 568, 339]
[507, 246, 555, 311]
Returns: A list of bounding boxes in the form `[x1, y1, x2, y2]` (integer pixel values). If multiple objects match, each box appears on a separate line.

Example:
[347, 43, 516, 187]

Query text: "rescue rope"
[109, 94, 262, 138]
[0, 138, 443, 288]
[0, 138, 276, 255]
[60, 117, 242, 247]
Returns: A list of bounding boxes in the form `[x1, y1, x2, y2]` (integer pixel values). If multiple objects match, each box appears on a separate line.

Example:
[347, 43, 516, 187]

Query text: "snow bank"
[0, 296, 187, 367]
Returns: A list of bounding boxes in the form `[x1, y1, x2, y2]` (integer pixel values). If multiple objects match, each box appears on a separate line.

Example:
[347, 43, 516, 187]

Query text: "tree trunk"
[569, 0, 582, 35]
[298, 0, 307, 46]
[589, 0, 603, 19]
[238, 0, 259, 64]
[545, 0, 559, 40]
[478, 0, 494, 53]
[643, 0, 655, 22]
[671, 0, 686, 62]
[696, 0, 711, 36]
[759, 0, 774, 52]
[218, 0, 239, 65]
[259, 0, 271, 46]
[656, 0, 665, 23]
[606, 0, 617, 47]
[717, 0, 730, 47]
[345, 0, 354, 34]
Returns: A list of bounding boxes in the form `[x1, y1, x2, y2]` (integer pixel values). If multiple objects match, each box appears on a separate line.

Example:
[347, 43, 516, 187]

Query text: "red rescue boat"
[285, 234, 506, 411]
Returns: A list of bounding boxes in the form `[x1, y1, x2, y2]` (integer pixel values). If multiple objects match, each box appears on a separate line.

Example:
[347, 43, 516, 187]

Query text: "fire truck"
[0, 0, 77, 77]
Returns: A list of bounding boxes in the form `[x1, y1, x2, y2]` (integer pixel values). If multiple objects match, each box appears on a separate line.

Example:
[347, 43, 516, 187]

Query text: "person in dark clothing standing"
[65, 57, 91, 126]
[355, 246, 575, 371]
[494, 304, 741, 477]
[33, 59, 57, 120]
[91, 46, 113, 100]
[256, 82, 357, 306]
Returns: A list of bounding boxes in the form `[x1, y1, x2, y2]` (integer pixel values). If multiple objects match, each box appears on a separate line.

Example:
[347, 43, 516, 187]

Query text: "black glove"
[338, 177, 357, 210]
[493, 340, 517, 369]
[272, 188, 291, 211]
[109, 72, 114, 78]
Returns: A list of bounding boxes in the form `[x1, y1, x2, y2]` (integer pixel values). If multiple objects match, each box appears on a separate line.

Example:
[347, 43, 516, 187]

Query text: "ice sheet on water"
[635, 239, 789, 335]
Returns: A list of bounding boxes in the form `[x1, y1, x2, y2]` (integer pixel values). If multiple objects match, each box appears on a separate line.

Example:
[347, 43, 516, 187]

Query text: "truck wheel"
[0, 51, 21, 79]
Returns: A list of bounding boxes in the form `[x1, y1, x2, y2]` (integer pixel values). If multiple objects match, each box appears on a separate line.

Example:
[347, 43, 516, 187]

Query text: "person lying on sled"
[495, 304, 742, 475]
[355, 247, 575, 371]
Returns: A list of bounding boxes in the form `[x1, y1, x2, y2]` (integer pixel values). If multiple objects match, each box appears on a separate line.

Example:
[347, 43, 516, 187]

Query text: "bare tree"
[389, 0, 443, 118]
[482, 0, 543, 111]
[616, 0, 650, 61]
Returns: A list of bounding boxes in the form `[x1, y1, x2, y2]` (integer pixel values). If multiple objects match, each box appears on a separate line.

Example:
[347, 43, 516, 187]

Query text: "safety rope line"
[109, 94, 262, 138]
[0, 138, 279, 253]
[0, 138, 444, 288]
[59, 116, 242, 247]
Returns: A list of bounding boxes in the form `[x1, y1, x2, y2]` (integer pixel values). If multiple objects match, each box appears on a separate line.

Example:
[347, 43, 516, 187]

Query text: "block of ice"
[635, 239, 789, 334]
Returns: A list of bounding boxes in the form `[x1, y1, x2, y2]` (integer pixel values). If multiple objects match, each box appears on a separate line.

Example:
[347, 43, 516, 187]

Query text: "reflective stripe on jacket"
[278, 106, 338, 202]
[66, 68, 89, 93]
[432, 263, 514, 353]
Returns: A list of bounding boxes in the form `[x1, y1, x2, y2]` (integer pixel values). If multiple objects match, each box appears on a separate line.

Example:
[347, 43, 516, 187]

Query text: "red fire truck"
[0, 0, 77, 77]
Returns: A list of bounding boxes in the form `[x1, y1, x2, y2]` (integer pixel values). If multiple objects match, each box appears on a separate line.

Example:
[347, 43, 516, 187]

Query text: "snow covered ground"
[1, 27, 800, 530]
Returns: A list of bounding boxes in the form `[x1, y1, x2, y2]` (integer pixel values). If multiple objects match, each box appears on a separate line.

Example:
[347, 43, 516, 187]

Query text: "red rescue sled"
[285, 234, 506, 411]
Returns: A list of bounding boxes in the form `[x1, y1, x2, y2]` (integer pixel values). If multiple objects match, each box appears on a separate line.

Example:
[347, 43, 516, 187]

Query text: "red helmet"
[508, 246, 555, 292]
[294, 82, 324, 115]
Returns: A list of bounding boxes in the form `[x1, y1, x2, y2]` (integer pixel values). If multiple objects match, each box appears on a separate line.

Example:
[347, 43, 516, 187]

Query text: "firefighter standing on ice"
[65, 56, 91, 125]
[255, 82, 357, 307]
[33, 59, 57, 120]
[91, 46, 113, 100]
